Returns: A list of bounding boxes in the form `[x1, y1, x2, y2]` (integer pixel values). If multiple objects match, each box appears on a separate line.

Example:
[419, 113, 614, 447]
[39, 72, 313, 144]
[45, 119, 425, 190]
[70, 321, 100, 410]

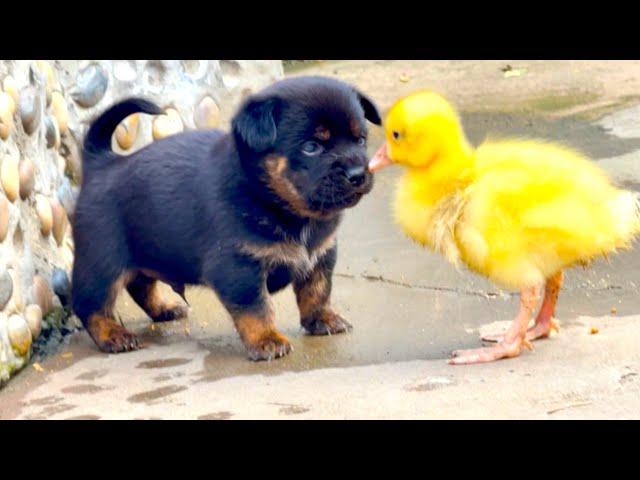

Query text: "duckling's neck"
[406, 137, 474, 204]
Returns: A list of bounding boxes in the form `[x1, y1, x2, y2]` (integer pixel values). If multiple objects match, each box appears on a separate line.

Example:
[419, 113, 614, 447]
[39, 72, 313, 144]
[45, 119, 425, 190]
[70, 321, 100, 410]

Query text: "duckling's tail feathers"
[610, 189, 640, 246]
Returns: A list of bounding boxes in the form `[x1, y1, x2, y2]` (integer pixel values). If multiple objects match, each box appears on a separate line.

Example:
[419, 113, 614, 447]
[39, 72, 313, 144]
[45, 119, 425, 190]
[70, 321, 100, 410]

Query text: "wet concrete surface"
[2, 60, 640, 419]
[461, 110, 640, 160]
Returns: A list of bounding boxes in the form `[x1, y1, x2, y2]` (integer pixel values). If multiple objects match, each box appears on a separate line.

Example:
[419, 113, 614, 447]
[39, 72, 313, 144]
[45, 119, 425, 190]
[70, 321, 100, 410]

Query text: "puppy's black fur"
[71, 75, 381, 360]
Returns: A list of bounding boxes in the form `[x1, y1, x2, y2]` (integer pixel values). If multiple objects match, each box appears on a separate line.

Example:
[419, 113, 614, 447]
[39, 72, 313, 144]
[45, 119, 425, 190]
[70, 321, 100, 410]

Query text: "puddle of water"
[61, 384, 110, 395]
[127, 385, 188, 403]
[197, 411, 234, 420]
[271, 403, 310, 415]
[595, 104, 640, 139]
[66, 414, 101, 420]
[75, 369, 109, 381]
[39, 403, 76, 417]
[29, 395, 63, 406]
[136, 358, 192, 369]
[527, 90, 600, 113]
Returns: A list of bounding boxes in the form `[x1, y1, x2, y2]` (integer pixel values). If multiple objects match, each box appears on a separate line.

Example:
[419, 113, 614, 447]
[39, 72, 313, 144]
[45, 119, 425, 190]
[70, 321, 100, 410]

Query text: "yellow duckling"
[369, 91, 640, 364]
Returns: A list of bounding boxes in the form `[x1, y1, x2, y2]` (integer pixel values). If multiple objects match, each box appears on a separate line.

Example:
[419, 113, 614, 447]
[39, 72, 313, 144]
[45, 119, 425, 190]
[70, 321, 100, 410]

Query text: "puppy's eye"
[392, 131, 400, 141]
[301, 141, 324, 156]
[357, 137, 366, 146]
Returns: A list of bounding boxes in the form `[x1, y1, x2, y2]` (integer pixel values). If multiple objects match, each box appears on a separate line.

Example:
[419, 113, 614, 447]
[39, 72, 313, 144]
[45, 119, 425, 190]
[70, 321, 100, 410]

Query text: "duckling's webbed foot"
[449, 285, 540, 365]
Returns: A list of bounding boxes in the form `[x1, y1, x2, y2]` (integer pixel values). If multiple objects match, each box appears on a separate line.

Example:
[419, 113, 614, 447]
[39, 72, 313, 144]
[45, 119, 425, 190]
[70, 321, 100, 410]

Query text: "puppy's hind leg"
[72, 263, 140, 353]
[126, 271, 189, 322]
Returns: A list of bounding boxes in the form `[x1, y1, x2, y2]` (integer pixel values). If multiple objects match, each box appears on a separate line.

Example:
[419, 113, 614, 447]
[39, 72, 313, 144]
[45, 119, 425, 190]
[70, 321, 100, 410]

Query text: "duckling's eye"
[301, 141, 324, 156]
[357, 137, 366, 146]
[392, 131, 400, 141]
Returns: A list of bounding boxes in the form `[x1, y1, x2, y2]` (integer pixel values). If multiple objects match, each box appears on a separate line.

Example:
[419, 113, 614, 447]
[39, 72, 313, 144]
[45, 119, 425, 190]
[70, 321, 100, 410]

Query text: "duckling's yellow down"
[388, 93, 640, 291]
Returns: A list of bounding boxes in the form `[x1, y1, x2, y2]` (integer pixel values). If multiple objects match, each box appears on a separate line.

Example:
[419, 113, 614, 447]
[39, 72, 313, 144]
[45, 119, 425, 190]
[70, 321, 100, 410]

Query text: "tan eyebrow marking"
[350, 117, 362, 137]
[314, 125, 331, 141]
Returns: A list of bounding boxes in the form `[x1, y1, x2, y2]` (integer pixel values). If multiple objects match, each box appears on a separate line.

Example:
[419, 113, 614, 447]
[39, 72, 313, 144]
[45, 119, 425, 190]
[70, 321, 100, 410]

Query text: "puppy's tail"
[83, 97, 164, 160]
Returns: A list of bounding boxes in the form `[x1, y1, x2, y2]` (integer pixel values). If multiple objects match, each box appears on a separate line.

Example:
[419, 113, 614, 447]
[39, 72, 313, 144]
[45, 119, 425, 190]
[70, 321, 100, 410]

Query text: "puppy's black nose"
[344, 165, 367, 186]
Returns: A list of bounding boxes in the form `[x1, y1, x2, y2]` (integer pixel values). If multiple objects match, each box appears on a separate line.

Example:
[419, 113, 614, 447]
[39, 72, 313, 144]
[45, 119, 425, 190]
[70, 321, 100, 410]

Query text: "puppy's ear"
[232, 97, 281, 152]
[355, 90, 382, 126]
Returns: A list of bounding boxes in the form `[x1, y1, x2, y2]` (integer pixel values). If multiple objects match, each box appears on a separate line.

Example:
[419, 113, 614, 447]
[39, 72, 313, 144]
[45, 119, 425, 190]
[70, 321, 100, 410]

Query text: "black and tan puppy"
[71, 75, 381, 360]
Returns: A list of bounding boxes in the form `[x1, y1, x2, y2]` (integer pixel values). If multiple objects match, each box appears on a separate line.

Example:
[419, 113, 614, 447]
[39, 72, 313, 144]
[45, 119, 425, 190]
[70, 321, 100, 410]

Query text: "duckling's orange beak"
[368, 142, 393, 172]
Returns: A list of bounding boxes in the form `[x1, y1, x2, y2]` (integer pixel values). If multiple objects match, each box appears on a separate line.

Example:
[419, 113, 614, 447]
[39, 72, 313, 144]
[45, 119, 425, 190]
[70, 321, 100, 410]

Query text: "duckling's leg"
[482, 271, 562, 343]
[526, 271, 562, 340]
[449, 286, 539, 364]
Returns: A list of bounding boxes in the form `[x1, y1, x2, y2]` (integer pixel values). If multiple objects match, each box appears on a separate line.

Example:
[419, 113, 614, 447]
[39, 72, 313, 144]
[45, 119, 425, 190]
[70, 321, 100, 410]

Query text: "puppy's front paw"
[151, 303, 189, 322]
[87, 315, 140, 353]
[302, 309, 353, 335]
[246, 330, 292, 362]
[99, 329, 140, 353]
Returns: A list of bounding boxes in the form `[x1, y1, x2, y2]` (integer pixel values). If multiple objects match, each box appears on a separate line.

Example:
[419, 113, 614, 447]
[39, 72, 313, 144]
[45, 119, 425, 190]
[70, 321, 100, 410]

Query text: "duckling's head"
[369, 91, 470, 172]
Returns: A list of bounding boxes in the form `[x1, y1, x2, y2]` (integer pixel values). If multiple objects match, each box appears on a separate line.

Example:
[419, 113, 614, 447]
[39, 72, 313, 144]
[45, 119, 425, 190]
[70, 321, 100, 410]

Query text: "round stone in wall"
[8, 313, 31, 356]
[51, 91, 69, 135]
[32, 275, 53, 316]
[0, 91, 15, 140]
[18, 158, 35, 200]
[57, 177, 78, 221]
[35, 194, 53, 236]
[61, 138, 82, 185]
[113, 60, 139, 82]
[50, 198, 68, 246]
[71, 63, 108, 108]
[35, 60, 56, 106]
[0, 195, 9, 241]
[220, 60, 242, 88]
[2, 76, 19, 107]
[52, 267, 71, 300]
[152, 108, 183, 140]
[18, 85, 42, 136]
[24, 304, 42, 340]
[45, 115, 61, 149]
[0, 269, 13, 310]
[115, 113, 139, 150]
[193, 96, 220, 130]
[5, 269, 23, 314]
[181, 60, 208, 81]
[61, 242, 74, 271]
[1, 155, 19, 203]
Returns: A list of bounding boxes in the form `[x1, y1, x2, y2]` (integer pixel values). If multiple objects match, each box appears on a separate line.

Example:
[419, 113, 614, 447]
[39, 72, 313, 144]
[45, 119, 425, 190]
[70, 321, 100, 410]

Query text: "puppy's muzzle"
[344, 165, 368, 187]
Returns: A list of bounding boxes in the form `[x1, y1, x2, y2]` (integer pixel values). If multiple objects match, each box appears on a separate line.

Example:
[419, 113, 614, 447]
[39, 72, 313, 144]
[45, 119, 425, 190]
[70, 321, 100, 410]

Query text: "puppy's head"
[232, 76, 381, 219]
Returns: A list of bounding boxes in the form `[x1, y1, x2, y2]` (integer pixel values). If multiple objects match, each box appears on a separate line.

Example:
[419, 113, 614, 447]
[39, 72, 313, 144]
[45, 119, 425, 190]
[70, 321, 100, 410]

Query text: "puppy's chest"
[242, 226, 336, 276]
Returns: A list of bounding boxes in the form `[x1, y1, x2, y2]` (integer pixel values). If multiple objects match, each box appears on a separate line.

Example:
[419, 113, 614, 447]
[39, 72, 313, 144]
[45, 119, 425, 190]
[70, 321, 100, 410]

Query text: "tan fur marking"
[313, 232, 336, 257]
[241, 242, 309, 271]
[133, 278, 177, 318]
[139, 268, 169, 282]
[241, 232, 335, 276]
[264, 155, 330, 219]
[314, 125, 331, 141]
[296, 272, 329, 319]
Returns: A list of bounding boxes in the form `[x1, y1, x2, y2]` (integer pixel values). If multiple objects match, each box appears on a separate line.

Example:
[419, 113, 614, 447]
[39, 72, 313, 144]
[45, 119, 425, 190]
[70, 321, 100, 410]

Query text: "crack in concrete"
[335, 272, 627, 297]
[334, 272, 513, 299]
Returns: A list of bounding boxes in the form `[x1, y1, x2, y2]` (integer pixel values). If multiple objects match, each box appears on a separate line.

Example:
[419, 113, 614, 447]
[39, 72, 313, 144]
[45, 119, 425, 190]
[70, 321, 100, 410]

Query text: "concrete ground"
[2, 60, 640, 419]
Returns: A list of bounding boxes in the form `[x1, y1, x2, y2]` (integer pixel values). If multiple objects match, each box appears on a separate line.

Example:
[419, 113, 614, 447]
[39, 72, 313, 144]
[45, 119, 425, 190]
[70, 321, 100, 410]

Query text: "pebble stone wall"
[0, 60, 284, 385]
